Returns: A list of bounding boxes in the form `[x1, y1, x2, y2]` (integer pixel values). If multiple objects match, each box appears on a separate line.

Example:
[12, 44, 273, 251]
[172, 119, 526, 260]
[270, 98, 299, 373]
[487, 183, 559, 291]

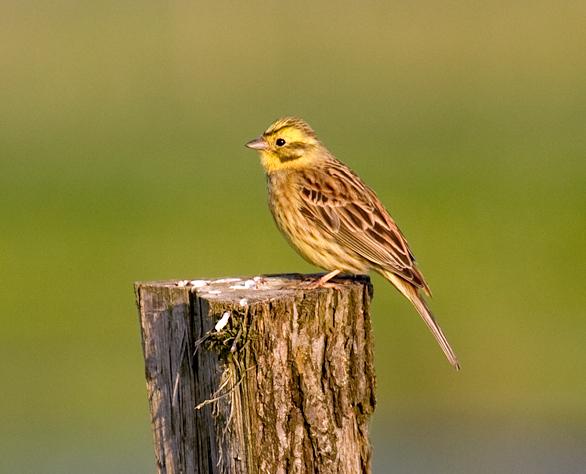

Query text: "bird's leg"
[305, 269, 342, 289]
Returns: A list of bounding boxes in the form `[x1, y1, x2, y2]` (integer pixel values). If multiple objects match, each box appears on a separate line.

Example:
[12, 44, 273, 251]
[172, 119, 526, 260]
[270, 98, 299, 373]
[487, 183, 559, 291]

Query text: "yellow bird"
[246, 117, 460, 370]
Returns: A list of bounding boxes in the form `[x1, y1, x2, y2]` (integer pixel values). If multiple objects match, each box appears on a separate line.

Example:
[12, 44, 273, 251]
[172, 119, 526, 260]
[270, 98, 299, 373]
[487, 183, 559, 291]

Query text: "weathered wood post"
[135, 274, 376, 474]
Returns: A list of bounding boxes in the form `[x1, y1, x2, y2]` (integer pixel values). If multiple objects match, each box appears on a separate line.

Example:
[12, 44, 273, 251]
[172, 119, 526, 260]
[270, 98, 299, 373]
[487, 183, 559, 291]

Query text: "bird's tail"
[381, 270, 460, 370]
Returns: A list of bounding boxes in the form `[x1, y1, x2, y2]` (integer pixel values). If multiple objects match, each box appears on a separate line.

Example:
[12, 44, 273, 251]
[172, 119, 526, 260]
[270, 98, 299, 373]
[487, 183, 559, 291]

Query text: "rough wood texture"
[135, 274, 376, 474]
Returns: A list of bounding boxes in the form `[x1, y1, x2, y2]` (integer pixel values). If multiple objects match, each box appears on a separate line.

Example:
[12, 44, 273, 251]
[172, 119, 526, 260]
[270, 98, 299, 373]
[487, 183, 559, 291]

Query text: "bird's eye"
[276, 138, 286, 147]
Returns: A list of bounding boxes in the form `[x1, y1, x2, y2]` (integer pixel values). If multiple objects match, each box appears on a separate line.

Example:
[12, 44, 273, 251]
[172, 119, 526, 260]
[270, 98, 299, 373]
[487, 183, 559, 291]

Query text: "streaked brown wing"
[298, 161, 430, 292]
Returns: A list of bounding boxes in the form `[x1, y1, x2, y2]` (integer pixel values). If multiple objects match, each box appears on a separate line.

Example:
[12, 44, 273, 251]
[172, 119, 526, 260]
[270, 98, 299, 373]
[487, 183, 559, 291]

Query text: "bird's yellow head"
[245, 117, 321, 173]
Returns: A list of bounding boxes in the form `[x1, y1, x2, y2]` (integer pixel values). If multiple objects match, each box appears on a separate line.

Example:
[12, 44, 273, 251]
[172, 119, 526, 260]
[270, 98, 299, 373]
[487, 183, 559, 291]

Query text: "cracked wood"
[135, 274, 376, 474]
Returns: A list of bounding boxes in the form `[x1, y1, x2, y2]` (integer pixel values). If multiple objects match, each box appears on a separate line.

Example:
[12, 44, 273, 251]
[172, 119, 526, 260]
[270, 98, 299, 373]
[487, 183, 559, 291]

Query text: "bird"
[245, 117, 460, 370]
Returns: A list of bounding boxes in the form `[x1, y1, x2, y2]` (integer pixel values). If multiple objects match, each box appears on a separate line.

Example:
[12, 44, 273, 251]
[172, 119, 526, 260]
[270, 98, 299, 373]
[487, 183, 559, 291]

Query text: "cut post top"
[135, 273, 372, 305]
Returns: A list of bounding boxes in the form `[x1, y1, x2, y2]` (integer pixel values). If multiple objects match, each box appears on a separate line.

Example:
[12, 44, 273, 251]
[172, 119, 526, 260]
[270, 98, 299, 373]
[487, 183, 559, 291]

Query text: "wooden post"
[135, 274, 376, 474]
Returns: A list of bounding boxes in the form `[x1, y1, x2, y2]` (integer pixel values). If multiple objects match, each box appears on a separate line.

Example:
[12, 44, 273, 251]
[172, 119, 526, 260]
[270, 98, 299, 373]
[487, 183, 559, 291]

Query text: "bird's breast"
[266, 172, 370, 274]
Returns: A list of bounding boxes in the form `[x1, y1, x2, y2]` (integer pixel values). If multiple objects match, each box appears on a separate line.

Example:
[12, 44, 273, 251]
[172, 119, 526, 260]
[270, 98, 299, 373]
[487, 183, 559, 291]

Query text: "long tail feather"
[382, 270, 460, 370]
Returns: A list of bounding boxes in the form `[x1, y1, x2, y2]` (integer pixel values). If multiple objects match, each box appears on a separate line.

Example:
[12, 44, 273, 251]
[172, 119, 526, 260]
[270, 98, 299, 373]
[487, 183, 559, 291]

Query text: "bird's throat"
[261, 152, 309, 173]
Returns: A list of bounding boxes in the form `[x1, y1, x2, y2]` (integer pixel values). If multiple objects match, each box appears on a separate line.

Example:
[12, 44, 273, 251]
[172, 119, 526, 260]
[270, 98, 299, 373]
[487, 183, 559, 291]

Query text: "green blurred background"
[2, 1, 585, 472]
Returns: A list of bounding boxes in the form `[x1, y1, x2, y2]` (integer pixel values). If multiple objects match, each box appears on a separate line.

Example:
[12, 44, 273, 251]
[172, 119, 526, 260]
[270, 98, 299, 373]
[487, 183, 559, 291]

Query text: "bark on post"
[135, 274, 376, 474]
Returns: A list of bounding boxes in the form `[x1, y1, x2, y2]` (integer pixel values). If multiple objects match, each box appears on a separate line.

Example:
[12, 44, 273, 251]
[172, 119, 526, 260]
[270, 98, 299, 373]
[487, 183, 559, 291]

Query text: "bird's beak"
[245, 136, 269, 150]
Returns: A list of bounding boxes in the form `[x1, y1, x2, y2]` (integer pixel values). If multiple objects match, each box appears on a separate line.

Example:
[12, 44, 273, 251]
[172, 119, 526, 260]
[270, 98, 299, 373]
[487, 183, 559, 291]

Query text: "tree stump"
[135, 274, 376, 474]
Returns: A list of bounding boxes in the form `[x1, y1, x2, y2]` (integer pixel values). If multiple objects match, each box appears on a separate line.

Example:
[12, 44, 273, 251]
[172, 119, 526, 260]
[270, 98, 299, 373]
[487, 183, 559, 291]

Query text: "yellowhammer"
[246, 117, 459, 370]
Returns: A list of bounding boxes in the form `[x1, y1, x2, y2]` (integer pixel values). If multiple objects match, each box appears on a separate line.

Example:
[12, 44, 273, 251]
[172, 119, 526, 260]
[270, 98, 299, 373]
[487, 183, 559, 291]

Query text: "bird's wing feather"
[298, 161, 430, 292]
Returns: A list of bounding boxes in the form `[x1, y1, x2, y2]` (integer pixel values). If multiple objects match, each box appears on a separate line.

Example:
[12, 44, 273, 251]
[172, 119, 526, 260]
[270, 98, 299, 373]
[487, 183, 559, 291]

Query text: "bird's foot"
[302, 270, 342, 289]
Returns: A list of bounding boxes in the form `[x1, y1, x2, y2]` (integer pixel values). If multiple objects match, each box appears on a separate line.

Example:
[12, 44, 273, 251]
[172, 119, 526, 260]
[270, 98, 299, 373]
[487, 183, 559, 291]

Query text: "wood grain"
[135, 274, 376, 474]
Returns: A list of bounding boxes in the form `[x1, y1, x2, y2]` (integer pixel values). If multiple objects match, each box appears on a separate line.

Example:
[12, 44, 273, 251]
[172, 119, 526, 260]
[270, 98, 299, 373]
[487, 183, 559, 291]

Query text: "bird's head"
[245, 117, 322, 173]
